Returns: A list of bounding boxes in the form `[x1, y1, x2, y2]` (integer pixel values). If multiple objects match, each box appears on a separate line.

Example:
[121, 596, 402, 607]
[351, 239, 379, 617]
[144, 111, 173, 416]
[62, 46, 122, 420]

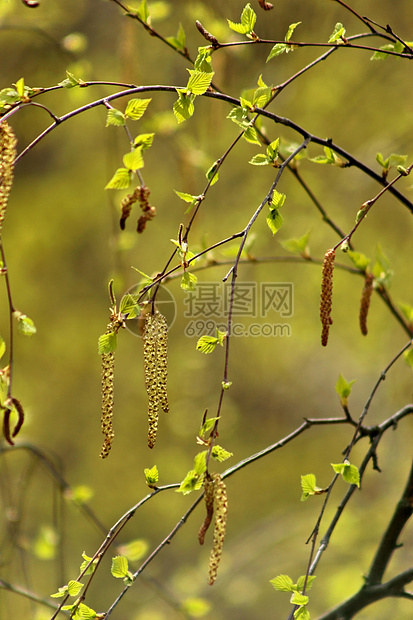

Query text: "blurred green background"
[0, 1, 412, 618]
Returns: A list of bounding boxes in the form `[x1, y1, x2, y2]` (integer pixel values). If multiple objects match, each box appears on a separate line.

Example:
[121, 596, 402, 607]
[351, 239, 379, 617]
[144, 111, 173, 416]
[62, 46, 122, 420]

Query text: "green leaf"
[125, 98, 151, 120]
[106, 108, 126, 127]
[270, 190, 286, 209]
[335, 374, 356, 405]
[98, 331, 117, 355]
[80, 553, 97, 576]
[267, 138, 280, 161]
[193, 451, 207, 475]
[243, 125, 261, 145]
[14, 312, 37, 336]
[206, 160, 220, 185]
[280, 232, 310, 255]
[294, 606, 310, 620]
[372, 244, 393, 286]
[181, 272, 197, 291]
[199, 417, 219, 438]
[166, 23, 186, 52]
[173, 90, 195, 123]
[67, 580, 84, 596]
[111, 556, 129, 579]
[249, 153, 271, 166]
[252, 86, 272, 108]
[291, 591, 309, 606]
[144, 465, 159, 485]
[73, 603, 97, 619]
[296, 575, 316, 592]
[270, 574, 295, 592]
[227, 3, 257, 36]
[194, 46, 213, 73]
[15, 77, 25, 98]
[174, 190, 198, 203]
[135, 0, 149, 23]
[399, 302, 413, 323]
[186, 70, 214, 95]
[134, 133, 154, 150]
[331, 460, 360, 487]
[0, 336, 6, 361]
[347, 250, 370, 272]
[58, 71, 80, 88]
[328, 22, 346, 43]
[177, 469, 204, 494]
[376, 152, 389, 169]
[50, 585, 68, 598]
[196, 335, 219, 354]
[211, 445, 233, 462]
[120, 293, 140, 319]
[404, 347, 413, 369]
[266, 43, 289, 62]
[285, 22, 301, 42]
[117, 539, 149, 562]
[389, 153, 408, 168]
[123, 147, 144, 171]
[216, 329, 227, 345]
[105, 168, 132, 190]
[300, 474, 324, 501]
[266, 208, 284, 235]
[227, 106, 249, 129]
[310, 146, 341, 165]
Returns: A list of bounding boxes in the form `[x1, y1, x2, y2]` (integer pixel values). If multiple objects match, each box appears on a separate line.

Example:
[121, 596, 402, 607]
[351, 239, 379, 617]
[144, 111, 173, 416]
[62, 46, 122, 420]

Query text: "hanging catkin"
[359, 273, 374, 336]
[207, 474, 228, 586]
[143, 310, 169, 449]
[100, 322, 115, 458]
[320, 248, 335, 346]
[0, 121, 17, 233]
[198, 475, 215, 545]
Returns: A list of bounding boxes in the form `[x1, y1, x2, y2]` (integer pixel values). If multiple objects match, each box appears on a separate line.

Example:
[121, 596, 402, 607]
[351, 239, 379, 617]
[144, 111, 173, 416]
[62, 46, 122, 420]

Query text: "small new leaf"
[106, 108, 126, 127]
[290, 591, 309, 606]
[347, 250, 370, 272]
[58, 71, 81, 89]
[123, 148, 144, 171]
[125, 98, 151, 120]
[144, 465, 159, 486]
[295, 606, 310, 620]
[267, 208, 283, 235]
[212, 445, 233, 462]
[328, 22, 346, 43]
[404, 347, 413, 369]
[196, 335, 219, 354]
[280, 232, 310, 256]
[206, 160, 219, 186]
[14, 312, 37, 336]
[173, 90, 195, 123]
[67, 580, 84, 596]
[227, 3, 257, 36]
[285, 22, 301, 42]
[181, 272, 197, 291]
[332, 461, 360, 487]
[134, 133, 154, 150]
[111, 556, 129, 579]
[105, 168, 131, 190]
[186, 70, 214, 95]
[270, 574, 295, 592]
[296, 575, 316, 592]
[98, 332, 117, 355]
[300, 474, 324, 501]
[335, 373, 356, 406]
[0, 336, 5, 361]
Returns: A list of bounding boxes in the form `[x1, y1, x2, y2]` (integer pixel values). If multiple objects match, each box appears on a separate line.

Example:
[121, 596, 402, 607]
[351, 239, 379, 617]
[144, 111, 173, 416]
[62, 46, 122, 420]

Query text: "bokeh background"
[0, 1, 412, 618]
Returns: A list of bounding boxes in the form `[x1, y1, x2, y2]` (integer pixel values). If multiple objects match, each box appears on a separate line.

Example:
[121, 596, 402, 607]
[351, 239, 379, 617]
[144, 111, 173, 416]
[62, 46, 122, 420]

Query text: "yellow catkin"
[208, 474, 228, 586]
[99, 322, 115, 458]
[0, 121, 17, 233]
[143, 310, 169, 449]
[198, 475, 215, 545]
[359, 272, 374, 336]
[320, 248, 335, 346]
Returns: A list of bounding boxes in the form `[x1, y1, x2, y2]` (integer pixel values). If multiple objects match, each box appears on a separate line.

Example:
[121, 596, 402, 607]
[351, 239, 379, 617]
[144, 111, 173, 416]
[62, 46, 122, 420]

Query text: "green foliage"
[125, 98, 152, 120]
[98, 331, 117, 355]
[267, 190, 286, 235]
[0, 335, 5, 360]
[266, 22, 301, 62]
[249, 138, 280, 166]
[61, 602, 97, 619]
[144, 465, 159, 486]
[106, 108, 126, 127]
[404, 347, 413, 369]
[196, 329, 227, 354]
[300, 474, 325, 501]
[310, 146, 343, 166]
[117, 539, 149, 562]
[280, 232, 310, 256]
[335, 374, 356, 406]
[105, 167, 132, 190]
[79, 553, 98, 576]
[181, 271, 198, 291]
[211, 445, 233, 462]
[13, 311, 36, 336]
[51, 579, 84, 598]
[372, 244, 393, 287]
[111, 556, 134, 584]
[370, 40, 407, 60]
[227, 3, 257, 37]
[166, 23, 186, 53]
[331, 460, 360, 487]
[347, 250, 370, 272]
[328, 22, 346, 44]
[271, 574, 315, 619]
